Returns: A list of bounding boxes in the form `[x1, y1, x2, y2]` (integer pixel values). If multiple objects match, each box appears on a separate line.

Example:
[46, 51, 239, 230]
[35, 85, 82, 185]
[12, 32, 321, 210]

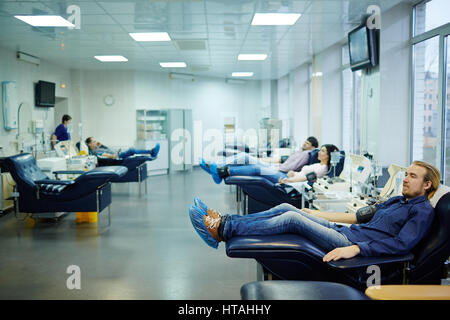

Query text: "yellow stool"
[365, 285, 450, 300]
[75, 212, 98, 223]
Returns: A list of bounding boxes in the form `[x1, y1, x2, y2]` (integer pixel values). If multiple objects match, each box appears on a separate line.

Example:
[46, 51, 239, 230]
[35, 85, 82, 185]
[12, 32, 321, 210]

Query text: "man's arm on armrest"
[259, 157, 281, 163]
[302, 208, 358, 224]
[100, 153, 118, 159]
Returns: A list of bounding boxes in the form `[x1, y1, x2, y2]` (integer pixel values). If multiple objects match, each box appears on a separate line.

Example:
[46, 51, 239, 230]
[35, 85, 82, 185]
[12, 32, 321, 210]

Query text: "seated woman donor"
[189, 160, 439, 262]
[200, 144, 339, 185]
[85, 137, 160, 159]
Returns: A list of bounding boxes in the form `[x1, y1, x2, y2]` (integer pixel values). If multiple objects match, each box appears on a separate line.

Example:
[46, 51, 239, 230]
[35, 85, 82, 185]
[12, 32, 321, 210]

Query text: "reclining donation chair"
[5, 153, 127, 224]
[224, 150, 345, 214]
[96, 155, 155, 196]
[226, 188, 450, 291]
[75, 141, 155, 196]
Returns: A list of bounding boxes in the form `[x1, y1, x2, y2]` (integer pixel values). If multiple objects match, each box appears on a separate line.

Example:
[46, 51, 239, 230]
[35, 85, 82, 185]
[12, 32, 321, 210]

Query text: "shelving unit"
[136, 109, 169, 175]
[136, 109, 168, 140]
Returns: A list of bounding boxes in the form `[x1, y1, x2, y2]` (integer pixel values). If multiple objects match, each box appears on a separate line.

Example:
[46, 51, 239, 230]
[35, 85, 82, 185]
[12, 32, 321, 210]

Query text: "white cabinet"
[136, 139, 169, 175]
[136, 109, 169, 175]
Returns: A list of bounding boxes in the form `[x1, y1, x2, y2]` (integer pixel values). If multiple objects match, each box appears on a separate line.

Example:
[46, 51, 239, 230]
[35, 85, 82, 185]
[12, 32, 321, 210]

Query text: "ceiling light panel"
[160, 62, 187, 68]
[251, 13, 301, 26]
[232, 72, 253, 77]
[129, 32, 171, 41]
[94, 55, 128, 62]
[14, 15, 74, 27]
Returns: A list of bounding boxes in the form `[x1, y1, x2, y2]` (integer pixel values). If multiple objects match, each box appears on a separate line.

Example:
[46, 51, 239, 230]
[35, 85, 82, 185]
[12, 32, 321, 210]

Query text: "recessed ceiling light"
[94, 55, 128, 62]
[14, 15, 74, 27]
[238, 54, 268, 61]
[232, 72, 254, 77]
[129, 32, 171, 42]
[160, 62, 187, 68]
[251, 13, 301, 26]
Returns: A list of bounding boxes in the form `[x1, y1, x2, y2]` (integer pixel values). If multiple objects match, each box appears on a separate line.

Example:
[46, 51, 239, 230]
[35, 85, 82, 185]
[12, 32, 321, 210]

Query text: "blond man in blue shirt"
[189, 161, 440, 262]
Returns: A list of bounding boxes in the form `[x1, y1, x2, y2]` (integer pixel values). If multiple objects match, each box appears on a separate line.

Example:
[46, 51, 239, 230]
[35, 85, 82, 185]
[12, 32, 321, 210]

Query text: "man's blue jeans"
[220, 203, 353, 252]
[118, 147, 151, 159]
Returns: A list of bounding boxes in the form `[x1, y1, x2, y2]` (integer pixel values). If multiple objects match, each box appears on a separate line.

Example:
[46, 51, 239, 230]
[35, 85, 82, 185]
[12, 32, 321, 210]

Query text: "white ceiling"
[0, 0, 414, 80]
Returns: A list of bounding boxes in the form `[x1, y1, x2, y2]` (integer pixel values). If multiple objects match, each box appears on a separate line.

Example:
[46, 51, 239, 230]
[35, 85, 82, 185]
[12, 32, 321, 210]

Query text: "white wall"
[0, 45, 265, 159]
[292, 63, 311, 146]
[358, 2, 411, 167]
[311, 43, 343, 148]
[277, 75, 289, 138]
[78, 70, 136, 147]
[378, 2, 412, 167]
[0, 46, 73, 156]
[77, 69, 263, 149]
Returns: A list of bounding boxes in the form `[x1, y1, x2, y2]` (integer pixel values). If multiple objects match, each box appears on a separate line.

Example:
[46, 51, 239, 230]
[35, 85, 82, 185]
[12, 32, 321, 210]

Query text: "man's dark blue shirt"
[335, 195, 434, 256]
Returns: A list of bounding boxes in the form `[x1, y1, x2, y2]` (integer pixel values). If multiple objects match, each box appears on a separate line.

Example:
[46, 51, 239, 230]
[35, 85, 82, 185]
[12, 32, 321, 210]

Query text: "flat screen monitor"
[35, 80, 55, 107]
[348, 24, 378, 71]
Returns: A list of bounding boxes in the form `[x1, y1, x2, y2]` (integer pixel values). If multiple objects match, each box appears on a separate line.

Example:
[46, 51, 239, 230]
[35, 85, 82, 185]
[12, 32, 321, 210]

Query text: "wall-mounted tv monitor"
[35, 80, 55, 107]
[348, 24, 378, 72]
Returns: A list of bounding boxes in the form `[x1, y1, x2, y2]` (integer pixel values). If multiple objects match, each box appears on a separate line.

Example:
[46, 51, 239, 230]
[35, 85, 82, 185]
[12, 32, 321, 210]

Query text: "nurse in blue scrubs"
[51, 114, 72, 148]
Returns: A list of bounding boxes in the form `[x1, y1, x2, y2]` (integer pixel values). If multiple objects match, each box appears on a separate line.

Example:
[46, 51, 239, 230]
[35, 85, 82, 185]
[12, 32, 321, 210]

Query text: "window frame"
[411, 1, 450, 180]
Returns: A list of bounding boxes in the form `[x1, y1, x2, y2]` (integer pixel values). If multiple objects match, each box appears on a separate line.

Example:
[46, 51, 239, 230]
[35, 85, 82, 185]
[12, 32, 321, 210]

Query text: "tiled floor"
[0, 168, 256, 299]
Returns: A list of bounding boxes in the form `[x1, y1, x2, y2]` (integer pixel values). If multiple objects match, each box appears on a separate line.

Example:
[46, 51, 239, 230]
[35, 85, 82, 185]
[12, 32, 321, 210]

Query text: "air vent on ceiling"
[190, 65, 210, 72]
[175, 39, 207, 51]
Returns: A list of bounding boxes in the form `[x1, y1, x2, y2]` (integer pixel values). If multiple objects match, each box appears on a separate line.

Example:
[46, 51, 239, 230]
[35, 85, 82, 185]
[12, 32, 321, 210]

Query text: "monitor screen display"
[349, 26, 370, 66]
[35, 80, 55, 107]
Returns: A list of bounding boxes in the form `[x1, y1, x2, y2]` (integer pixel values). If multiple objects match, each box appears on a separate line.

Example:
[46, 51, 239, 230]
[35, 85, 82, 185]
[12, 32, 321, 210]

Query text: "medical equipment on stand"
[314, 154, 372, 194]
[2, 81, 18, 130]
[36, 157, 67, 179]
[306, 154, 372, 211]
[30, 119, 46, 158]
[329, 151, 345, 183]
[54, 140, 97, 173]
[346, 164, 407, 214]
[258, 118, 282, 157]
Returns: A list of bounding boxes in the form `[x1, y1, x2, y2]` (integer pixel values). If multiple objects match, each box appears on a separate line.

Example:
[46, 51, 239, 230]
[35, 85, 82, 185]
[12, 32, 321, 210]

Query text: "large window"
[444, 36, 450, 184]
[342, 45, 353, 152]
[341, 45, 362, 154]
[411, 0, 450, 184]
[414, 0, 450, 36]
[353, 70, 362, 155]
[412, 36, 440, 168]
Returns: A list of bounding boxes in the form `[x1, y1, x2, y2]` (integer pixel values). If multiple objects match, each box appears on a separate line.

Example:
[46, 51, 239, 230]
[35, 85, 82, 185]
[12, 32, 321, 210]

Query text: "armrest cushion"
[122, 156, 154, 167]
[75, 166, 128, 182]
[327, 253, 414, 270]
[226, 235, 326, 260]
[53, 170, 86, 175]
[96, 157, 124, 166]
[34, 179, 75, 186]
[224, 176, 276, 188]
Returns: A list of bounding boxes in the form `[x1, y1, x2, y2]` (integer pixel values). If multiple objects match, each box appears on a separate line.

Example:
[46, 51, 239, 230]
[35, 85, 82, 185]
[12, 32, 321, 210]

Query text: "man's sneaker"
[188, 205, 219, 249]
[199, 158, 212, 174]
[203, 214, 222, 242]
[193, 197, 222, 219]
[151, 143, 160, 158]
[209, 162, 222, 184]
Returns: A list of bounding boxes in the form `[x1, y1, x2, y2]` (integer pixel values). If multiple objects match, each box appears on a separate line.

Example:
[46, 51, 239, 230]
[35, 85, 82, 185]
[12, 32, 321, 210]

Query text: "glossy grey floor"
[0, 168, 257, 299]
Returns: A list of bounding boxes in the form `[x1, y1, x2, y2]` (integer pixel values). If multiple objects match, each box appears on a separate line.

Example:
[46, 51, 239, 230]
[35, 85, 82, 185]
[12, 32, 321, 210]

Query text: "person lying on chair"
[85, 137, 160, 159]
[189, 160, 439, 262]
[200, 144, 338, 184]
